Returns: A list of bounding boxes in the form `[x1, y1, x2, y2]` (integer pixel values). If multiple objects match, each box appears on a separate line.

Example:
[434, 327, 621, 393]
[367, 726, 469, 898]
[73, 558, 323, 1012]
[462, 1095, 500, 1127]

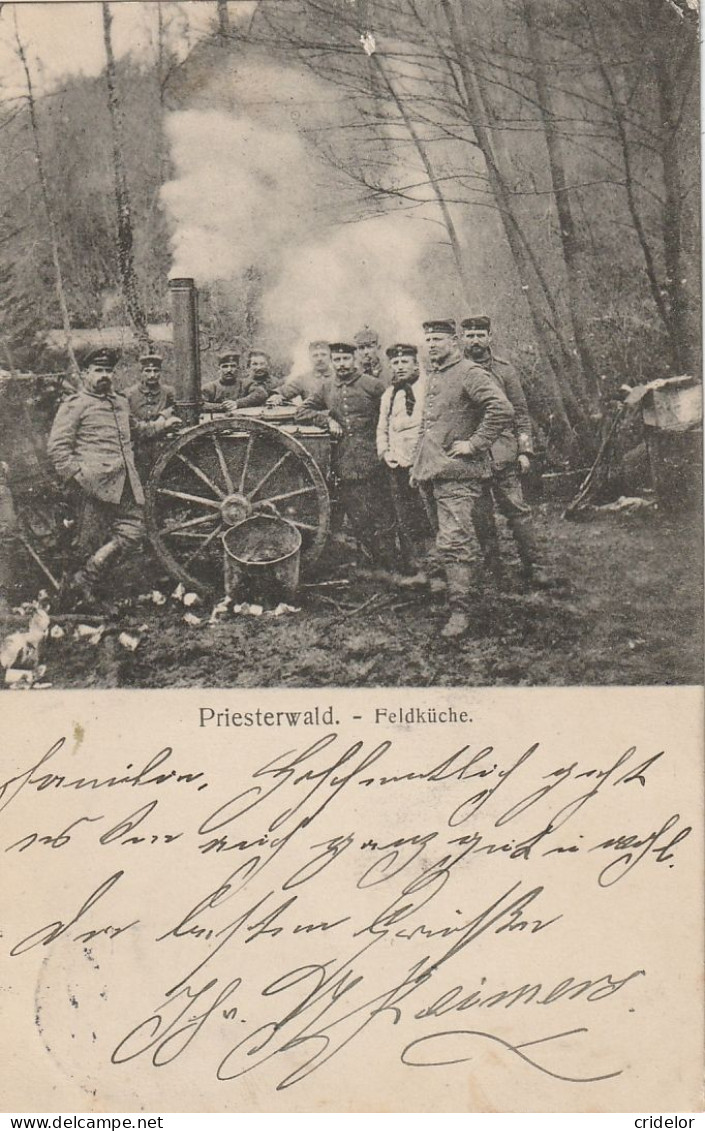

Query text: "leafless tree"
[13, 16, 79, 376]
[101, 1, 148, 347]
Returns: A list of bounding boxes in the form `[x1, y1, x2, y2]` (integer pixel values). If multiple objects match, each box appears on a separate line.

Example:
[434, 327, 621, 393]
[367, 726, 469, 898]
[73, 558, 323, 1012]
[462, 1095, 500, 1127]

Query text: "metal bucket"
[222, 513, 302, 603]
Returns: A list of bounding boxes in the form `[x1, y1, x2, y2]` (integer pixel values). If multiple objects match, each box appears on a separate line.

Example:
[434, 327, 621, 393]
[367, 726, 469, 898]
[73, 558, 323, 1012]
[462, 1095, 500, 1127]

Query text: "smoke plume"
[160, 51, 459, 366]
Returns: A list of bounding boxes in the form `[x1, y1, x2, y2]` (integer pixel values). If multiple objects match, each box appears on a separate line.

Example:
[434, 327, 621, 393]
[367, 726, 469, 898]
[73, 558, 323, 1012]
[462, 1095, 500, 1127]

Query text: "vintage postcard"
[0, 0, 702, 1116]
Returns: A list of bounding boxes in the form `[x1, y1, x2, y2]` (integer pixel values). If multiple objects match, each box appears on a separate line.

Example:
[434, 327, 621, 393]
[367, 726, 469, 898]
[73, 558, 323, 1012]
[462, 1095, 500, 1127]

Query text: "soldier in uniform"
[47, 347, 181, 609]
[353, 326, 388, 385]
[460, 315, 549, 585]
[124, 352, 176, 421]
[247, 348, 275, 393]
[376, 343, 431, 575]
[297, 342, 396, 573]
[202, 348, 243, 409]
[124, 352, 177, 476]
[269, 340, 333, 404]
[411, 320, 514, 639]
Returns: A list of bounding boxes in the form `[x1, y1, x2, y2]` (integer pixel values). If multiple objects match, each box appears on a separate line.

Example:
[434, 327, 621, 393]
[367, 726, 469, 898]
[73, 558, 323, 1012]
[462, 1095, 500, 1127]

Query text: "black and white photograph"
[0, 0, 701, 688]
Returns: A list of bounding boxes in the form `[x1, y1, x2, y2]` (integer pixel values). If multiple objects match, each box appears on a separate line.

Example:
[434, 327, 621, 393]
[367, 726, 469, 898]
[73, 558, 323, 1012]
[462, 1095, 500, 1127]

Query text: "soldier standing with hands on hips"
[461, 316, 550, 587]
[411, 320, 514, 639]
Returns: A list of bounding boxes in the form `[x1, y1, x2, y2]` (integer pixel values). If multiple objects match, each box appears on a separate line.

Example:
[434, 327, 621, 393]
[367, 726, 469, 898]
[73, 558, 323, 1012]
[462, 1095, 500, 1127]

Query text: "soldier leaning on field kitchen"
[201, 348, 272, 411]
[296, 341, 397, 573]
[124, 351, 177, 476]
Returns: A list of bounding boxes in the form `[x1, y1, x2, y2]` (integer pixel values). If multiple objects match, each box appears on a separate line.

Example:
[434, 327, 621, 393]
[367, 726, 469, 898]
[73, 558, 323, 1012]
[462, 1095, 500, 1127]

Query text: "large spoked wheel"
[145, 417, 330, 593]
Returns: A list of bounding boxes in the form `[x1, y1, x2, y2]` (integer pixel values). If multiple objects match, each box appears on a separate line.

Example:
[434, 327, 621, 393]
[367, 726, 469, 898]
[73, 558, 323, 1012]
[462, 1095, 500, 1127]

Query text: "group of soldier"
[44, 316, 549, 639]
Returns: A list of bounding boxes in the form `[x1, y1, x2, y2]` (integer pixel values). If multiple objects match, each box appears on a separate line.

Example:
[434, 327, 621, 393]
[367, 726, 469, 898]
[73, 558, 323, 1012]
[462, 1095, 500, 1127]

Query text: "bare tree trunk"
[439, 0, 592, 459]
[523, 0, 600, 403]
[371, 53, 473, 304]
[101, 1, 149, 348]
[648, 0, 696, 371]
[14, 20, 79, 377]
[580, 0, 684, 372]
[217, 0, 230, 38]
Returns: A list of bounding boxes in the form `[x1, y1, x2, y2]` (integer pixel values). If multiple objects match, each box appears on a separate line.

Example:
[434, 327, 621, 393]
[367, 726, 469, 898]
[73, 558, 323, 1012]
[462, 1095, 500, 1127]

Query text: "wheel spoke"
[164, 512, 219, 535]
[212, 435, 234, 493]
[176, 453, 224, 499]
[157, 488, 221, 509]
[183, 524, 223, 567]
[288, 519, 318, 532]
[166, 531, 217, 540]
[248, 451, 293, 501]
[258, 485, 317, 505]
[238, 433, 255, 493]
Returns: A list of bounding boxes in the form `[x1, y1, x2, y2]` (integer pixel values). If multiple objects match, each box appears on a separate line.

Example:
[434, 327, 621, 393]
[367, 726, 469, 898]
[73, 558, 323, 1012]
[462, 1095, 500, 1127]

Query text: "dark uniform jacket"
[201, 376, 272, 408]
[277, 369, 330, 402]
[297, 372, 385, 480]
[412, 354, 514, 483]
[475, 350, 534, 471]
[47, 389, 161, 505]
[124, 381, 176, 421]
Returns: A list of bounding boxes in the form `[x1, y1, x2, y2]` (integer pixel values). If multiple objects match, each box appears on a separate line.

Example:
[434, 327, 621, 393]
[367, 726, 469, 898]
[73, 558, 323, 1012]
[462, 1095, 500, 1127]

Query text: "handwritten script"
[1, 693, 700, 1112]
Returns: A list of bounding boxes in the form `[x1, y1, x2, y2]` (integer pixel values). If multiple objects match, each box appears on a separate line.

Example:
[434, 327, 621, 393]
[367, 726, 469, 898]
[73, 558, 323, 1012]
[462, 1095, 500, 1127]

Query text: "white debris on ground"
[205, 599, 300, 623]
[231, 603, 263, 616]
[228, 602, 299, 617]
[209, 596, 231, 624]
[136, 590, 166, 605]
[0, 605, 50, 670]
[73, 622, 103, 640]
[183, 612, 203, 626]
[1, 601, 51, 688]
[593, 496, 657, 513]
[183, 592, 201, 607]
[5, 664, 49, 689]
[171, 583, 186, 602]
[118, 631, 141, 651]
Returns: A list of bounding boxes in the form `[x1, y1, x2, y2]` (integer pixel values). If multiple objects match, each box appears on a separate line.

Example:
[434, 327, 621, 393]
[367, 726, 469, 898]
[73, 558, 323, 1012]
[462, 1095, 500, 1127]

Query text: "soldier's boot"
[68, 540, 123, 611]
[441, 564, 473, 639]
[472, 489, 506, 587]
[512, 517, 552, 588]
[482, 540, 507, 589]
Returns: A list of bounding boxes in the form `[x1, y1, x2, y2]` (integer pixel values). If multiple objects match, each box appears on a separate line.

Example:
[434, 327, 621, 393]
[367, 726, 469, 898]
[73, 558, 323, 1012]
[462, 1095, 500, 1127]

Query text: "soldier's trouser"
[77, 487, 145, 586]
[339, 473, 397, 570]
[387, 465, 433, 572]
[430, 479, 483, 612]
[473, 466, 540, 571]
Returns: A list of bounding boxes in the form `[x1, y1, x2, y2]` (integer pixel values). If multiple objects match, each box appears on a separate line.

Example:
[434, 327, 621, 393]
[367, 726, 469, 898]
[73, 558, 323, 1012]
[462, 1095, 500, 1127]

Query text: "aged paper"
[0, 0, 703, 1117]
[1, 687, 702, 1112]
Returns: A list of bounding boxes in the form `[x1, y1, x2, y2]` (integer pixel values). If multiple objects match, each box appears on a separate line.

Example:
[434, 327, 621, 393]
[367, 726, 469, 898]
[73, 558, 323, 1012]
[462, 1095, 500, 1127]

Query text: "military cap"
[461, 315, 491, 332]
[308, 339, 330, 350]
[386, 343, 418, 359]
[139, 352, 163, 367]
[84, 347, 119, 369]
[329, 342, 357, 354]
[353, 326, 380, 347]
[218, 349, 240, 364]
[422, 319, 456, 336]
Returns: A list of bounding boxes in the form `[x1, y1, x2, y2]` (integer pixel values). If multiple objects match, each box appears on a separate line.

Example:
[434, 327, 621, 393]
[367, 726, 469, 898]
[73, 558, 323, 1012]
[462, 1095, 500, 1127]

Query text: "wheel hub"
[220, 493, 252, 526]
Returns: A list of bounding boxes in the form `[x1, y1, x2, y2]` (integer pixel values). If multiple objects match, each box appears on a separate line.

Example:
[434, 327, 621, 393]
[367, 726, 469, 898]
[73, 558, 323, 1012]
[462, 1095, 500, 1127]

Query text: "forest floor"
[1, 501, 702, 689]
